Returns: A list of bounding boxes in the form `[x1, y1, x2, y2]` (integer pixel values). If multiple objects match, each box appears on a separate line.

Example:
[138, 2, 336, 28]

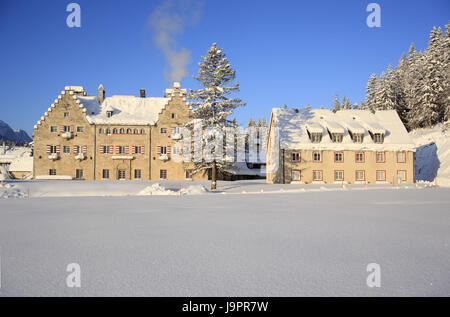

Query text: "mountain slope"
[0, 120, 32, 143]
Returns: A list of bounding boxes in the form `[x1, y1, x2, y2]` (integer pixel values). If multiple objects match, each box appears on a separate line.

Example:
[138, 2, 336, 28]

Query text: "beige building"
[33, 83, 207, 181]
[266, 108, 415, 184]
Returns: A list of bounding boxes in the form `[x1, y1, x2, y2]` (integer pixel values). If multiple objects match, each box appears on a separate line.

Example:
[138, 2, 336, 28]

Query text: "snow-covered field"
[0, 180, 449, 296]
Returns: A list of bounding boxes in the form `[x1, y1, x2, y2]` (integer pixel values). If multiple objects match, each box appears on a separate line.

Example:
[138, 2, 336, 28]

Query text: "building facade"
[33, 83, 206, 181]
[266, 108, 415, 184]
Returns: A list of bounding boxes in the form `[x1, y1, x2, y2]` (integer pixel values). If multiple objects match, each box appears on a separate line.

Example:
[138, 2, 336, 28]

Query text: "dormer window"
[373, 133, 384, 144]
[106, 111, 113, 118]
[331, 133, 343, 143]
[310, 133, 322, 143]
[352, 133, 364, 143]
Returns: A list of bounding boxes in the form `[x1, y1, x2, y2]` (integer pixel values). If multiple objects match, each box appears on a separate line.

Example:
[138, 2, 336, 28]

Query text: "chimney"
[140, 89, 146, 98]
[98, 84, 105, 104]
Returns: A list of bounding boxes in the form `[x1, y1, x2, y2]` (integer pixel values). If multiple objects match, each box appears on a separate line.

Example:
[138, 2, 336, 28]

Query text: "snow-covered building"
[0, 146, 33, 179]
[266, 108, 416, 184]
[33, 84, 208, 181]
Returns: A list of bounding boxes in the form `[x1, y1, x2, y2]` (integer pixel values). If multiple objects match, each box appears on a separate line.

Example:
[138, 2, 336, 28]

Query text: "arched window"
[106, 128, 111, 135]
[134, 128, 138, 134]
[127, 128, 132, 134]
[120, 128, 125, 134]
[113, 128, 118, 134]
[99, 128, 104, 134]
[140, 129, 145, 134]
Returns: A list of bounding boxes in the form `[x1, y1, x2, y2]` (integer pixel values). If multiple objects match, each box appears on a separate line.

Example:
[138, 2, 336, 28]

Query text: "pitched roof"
[76, 95, 170, 125]
[270, 108, 415, 151]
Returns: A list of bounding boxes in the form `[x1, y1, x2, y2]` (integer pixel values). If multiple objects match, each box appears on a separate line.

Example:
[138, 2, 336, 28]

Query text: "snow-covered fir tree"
[188, 43, 245, 189]
[333, 94, 341, 112]
[365, 73, 378, 112]
[342, 97, 352, 110]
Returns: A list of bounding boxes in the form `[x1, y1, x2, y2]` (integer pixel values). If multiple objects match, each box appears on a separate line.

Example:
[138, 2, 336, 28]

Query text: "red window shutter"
[157, 146, 161, 154]
[70, 126, 74, 133]
[131, 146, 136, 154]
[141, 146, 145, 154]
[125, 146, 129, 154]
[46, 145, 50, 153]
[167, 146, 171, 154]
[99, 145, 104, 154]
[73, 145, 78, 154]
[56, 145, 60, 154]
[59, 126, 64, 133]
[83, 145, 87, 154]
[109, 146, 113, 154]
[116, 145, 120, 154]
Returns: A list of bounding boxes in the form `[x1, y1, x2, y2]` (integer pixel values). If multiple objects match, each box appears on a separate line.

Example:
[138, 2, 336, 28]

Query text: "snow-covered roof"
[0, 147, 33, 171]
[76, 95, 170, 125]
[270, 108, 416, 151]
[9, 155, 33, 172]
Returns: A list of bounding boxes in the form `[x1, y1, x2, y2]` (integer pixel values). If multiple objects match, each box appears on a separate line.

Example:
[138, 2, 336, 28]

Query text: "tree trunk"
[211, 161, 217, 190]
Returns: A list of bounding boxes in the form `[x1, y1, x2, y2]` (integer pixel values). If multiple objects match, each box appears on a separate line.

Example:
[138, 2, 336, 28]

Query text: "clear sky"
[0, 0, 449, 136]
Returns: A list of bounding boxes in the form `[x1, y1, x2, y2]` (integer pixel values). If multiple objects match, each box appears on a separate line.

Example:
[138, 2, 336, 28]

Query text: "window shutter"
[70, 126, 74, 133]
[83, 145, 87, 154]
[115, 145, 119, 154]
[59, 126, 64, 133]
[56, 145, 60, 154]
[73, 145, 77, 154]
[125, 146, 129, 154]
[171, 127, 176, 134]
[167, 146, 171, 154]
[141, 146, 145, 154]
[131, 146, 136, 154]
[109, 146, 113, 154]
[99, 145, 104, 154]
[157, 146, 161, 154]
[46, 145, 51, 153]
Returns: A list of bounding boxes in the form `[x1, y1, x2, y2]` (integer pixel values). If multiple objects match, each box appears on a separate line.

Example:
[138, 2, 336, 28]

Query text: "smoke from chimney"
[148, 0, 204, 83]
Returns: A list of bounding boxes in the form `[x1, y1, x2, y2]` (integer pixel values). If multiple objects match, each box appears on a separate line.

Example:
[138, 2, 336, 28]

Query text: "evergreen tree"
[188, 43, 245, 189]
[333, 94, 341, 112]
[365, 73, 378, 112]
[342, 97, 352, 110]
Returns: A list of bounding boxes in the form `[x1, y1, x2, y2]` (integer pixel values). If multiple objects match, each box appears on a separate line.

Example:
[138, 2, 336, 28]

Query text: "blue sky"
[0, 0, 449, 136]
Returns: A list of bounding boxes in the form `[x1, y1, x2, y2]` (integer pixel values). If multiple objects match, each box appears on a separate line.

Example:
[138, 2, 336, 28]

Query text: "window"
[334, 152, 343, 163]
[140, 129, 145, 134]
[397, 170, 406, 182]
[99, 128, 104, 134]
[63, 146, 71, 154]
[376, 152, 385, 163]
[120, 128, 125, 134]
[73, 145, 80, 154]
[107, 111, 113, 118]
[292, 170, 301, 181]
[160, 169, 167, 179]
[77, 127, 84, 133]
[171, 113, 176, 119]
[64, 112, 69, 117]
[397, 152, 406, 163]
[49, 145, 58, 154]
[50, 126, 58, 133]
[127, 128, 132, 134]
[134, 169, 142, 179]
[291, 152, 300, 162]
[106, 129, 111, 135]
[113, 128, 118, 134]
[334, 170, 344, 181]
[101, 146, 110, 154]
[102, 169, 110, 179]
[133, 128, 138, 134]
[118, 146, 126, 154]
[49, 169, 56, 175]
[310, 133, 322, 143]
[76, 169, 83, 179]
[313, 170, 323, 181]
[373, 133, 384, 144]
[118, 170, 126, 180]
[172, 146, 179, 155]
[161, 128, 167, 134]
[353, 133, 363, 143]
[331, 133, 343, 143]
[63, 125, 71, 132]
[376, 170, 386, 181]
[312, 151, 321, 162]
[355, 152, 364, 163]
[186, 169, 193, 179]
[160, 146, 167, 154]
[355, 170, 365, 181]
[134, 146, 142, 154]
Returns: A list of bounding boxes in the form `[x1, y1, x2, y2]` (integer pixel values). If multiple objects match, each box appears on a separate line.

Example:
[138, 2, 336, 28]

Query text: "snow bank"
[410, 124, 450, 187]
[137, 183, 208, 196]
[0, 182, 26, 198]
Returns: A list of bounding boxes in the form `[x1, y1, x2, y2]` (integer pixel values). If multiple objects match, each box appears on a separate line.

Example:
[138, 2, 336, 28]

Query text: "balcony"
[61, 132, 72, 139]
[48, 153, 59, 160]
